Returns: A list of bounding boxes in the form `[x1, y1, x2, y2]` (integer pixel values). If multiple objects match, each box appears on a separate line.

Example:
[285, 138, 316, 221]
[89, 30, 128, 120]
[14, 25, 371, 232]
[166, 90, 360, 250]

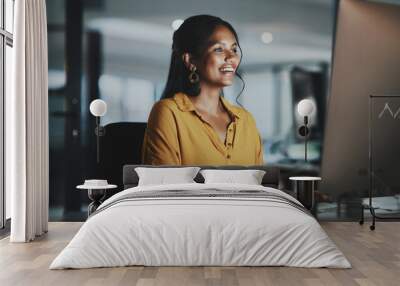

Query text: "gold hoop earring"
[189, 66, 199, 84]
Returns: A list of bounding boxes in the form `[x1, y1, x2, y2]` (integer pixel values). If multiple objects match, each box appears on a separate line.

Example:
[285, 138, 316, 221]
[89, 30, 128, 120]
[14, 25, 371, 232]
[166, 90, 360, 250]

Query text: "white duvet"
[50, 183, 351, 269]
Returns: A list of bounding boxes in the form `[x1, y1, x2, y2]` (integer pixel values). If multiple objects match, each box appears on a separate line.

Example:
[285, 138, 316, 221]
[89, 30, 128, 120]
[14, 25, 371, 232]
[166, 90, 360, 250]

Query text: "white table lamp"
[297, 99, 314, 117]
[89, 99, 107, 163]
[297, 99, 315, 162]
[90, 99, 107, 117]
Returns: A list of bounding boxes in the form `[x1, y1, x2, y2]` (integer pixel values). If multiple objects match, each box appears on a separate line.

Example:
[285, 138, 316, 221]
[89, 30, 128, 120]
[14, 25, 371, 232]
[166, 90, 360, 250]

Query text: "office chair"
[97, 122, 147, 197]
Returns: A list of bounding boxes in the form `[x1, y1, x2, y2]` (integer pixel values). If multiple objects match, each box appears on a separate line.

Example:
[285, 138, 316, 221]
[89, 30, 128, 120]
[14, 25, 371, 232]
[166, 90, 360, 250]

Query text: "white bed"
[50, 183, 351, 269]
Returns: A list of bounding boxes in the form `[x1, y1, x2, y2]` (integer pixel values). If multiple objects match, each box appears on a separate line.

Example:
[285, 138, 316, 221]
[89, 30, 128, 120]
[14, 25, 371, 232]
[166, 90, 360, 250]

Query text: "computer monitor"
[321, 0, 400, 198]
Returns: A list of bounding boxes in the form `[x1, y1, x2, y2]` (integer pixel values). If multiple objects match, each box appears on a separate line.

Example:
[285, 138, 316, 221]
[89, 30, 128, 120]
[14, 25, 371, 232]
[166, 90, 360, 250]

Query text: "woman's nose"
[225, 50, 237, 62]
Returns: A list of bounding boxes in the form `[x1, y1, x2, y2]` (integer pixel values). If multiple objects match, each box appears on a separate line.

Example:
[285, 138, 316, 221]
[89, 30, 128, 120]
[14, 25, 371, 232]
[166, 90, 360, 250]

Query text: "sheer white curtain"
[6, 0, 49, 242]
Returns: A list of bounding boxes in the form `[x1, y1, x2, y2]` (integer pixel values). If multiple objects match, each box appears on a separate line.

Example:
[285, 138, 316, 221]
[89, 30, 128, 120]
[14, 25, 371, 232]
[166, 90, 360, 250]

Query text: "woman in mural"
[142, 15, 263, 165]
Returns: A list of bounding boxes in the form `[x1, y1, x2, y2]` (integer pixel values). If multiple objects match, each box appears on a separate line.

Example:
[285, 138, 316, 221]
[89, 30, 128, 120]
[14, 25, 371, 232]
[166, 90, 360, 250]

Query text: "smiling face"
[195, 25, 241, 89]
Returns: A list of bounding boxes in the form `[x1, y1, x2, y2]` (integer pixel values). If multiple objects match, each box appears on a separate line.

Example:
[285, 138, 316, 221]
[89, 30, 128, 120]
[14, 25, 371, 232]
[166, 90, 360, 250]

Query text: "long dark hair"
[161, 15, 245, 103]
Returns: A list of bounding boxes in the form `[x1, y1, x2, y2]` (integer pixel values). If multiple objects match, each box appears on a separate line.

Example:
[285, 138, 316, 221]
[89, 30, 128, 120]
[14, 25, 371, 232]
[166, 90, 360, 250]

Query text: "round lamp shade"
[297, 99, 315, 116]
[89, 99, 107, 117]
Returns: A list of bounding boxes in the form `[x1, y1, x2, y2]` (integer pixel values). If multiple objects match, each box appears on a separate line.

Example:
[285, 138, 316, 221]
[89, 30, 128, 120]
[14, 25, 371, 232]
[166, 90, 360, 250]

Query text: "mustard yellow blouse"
[142, 92, 264, 165]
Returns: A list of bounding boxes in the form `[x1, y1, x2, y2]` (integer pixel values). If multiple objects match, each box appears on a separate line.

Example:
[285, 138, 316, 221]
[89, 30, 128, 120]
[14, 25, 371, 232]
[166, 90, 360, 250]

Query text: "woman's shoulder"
[146, 99, 180, 125]
[152, 93, 195, 114]
[150, 97, 179, 114]
[237, 106, 256, 123]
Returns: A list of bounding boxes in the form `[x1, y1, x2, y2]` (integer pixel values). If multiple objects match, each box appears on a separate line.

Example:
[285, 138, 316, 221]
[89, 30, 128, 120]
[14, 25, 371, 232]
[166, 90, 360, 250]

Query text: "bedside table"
[77, 184, 117, 217]
[289, 176, 321, 211]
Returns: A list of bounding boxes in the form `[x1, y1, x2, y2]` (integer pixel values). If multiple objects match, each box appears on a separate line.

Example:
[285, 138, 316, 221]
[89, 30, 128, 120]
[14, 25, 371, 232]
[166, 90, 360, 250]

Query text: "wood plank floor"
[0, 222, 399, 286]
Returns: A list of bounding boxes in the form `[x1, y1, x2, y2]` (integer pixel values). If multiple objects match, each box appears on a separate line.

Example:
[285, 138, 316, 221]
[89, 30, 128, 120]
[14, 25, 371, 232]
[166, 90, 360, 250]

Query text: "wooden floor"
[0, 222, 399, 286]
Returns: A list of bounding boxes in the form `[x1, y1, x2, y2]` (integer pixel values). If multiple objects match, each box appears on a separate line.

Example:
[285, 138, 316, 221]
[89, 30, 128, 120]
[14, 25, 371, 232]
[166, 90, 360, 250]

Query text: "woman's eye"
[214, 47, 223, 52]
[232, 48, 238, 53]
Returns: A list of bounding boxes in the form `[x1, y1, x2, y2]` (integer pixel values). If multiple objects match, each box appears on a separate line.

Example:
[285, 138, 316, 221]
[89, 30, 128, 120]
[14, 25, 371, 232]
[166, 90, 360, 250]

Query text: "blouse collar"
[173, 92, 241, 119]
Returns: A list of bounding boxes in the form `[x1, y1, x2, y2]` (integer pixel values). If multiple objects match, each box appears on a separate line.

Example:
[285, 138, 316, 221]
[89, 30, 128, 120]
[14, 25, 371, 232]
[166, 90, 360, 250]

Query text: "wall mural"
[47, 0, 337, 221]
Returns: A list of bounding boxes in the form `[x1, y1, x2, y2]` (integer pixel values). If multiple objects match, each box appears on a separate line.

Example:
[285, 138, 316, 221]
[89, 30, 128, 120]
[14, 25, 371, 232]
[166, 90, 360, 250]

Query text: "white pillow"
[200, 169, 266, 185]
[135, 167, 200, 186]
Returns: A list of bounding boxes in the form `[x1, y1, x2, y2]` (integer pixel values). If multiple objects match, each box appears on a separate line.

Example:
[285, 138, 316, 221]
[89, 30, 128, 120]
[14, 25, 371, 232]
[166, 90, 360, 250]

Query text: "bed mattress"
[50, 183, 351, 269]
